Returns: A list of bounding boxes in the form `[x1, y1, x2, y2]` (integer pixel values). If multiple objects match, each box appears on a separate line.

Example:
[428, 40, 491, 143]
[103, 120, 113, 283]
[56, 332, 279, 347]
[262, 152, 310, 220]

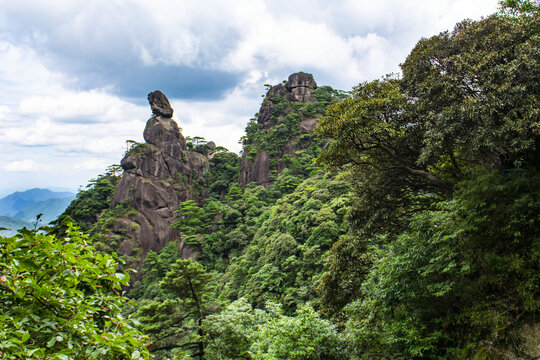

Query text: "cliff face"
[111, 91, 207, 266]
[239, 72, 319, 187]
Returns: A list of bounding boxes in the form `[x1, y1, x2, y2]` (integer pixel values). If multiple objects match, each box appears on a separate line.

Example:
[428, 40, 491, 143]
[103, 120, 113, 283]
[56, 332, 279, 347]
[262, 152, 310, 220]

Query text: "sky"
[0, 0, 500, 197]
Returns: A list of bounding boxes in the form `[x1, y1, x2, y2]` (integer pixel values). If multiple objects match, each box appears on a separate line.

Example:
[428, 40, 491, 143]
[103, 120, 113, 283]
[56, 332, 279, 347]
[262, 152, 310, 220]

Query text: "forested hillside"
[1, 2, 538, 359]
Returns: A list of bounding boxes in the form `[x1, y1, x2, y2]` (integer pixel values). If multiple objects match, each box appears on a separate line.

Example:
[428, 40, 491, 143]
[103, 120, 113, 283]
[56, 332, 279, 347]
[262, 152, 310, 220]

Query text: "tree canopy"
[316, 7, 540, 358]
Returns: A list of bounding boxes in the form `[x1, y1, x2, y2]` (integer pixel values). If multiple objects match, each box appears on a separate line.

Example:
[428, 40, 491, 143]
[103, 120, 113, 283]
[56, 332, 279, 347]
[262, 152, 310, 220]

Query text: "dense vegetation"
[2, 2, 538, 359]
[316, 4, 539, 358]
[0, 222, 150, 359]
[60, 165, 122, 233]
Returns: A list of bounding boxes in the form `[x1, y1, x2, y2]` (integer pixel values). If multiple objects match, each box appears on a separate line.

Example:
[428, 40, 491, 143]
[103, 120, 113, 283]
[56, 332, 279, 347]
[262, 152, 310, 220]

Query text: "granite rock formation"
[111, 91, 207, 270]
[286, 72, 318, 102]
[240, 72, 318, 186]
[148, 90, 174, 118]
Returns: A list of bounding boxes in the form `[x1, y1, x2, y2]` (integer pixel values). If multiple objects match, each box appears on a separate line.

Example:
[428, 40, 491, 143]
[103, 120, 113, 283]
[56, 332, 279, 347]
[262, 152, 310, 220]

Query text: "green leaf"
[47, 337, 56, 348]
[21, 331, 30, 343]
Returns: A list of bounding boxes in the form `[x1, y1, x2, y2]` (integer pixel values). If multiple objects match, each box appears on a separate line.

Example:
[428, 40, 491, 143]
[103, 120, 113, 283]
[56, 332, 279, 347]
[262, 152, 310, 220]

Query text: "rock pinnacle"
[148, 90, 174, 118]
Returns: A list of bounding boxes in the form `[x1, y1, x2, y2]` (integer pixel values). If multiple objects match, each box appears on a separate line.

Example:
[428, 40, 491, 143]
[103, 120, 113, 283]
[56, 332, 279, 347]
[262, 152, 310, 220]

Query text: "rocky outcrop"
[286, 72, 317, 102]
[299, 118, 318, 134]
[148, 90, 174, 118]
[240, 72, 319, 187]
[111, 91, 207, 271]
[253, 73, 318, 132]
[240, 151, 271, 187]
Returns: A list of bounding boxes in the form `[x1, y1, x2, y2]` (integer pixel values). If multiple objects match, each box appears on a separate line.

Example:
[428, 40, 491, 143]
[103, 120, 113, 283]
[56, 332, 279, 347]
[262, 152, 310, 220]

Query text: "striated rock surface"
[111, 91, 207, 272]
[240, 72, 319, 187]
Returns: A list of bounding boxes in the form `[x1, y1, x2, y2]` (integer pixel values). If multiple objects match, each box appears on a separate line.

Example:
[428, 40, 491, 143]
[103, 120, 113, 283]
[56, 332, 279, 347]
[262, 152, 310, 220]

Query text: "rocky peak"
[285, 72, 317, 102]
[111, 91, 208, 274]
[148, 90, 174, 118]
[143, 115, 184, 148]
[257, 73, 318, 131]
[144, 91, 184, 151]
[240, 72, 321, 187]
[285, 72, 317, 90]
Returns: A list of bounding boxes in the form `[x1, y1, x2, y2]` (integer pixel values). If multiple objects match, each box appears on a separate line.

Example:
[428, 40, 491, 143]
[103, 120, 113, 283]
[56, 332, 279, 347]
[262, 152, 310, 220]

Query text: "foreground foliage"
[0, 224, 150, 359]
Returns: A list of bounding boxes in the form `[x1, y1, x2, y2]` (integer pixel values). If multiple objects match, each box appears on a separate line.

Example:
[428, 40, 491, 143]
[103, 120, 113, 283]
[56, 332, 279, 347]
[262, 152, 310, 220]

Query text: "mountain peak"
[285, 72, 316, 86]
[143, 91, 183, 147]
[0, 188, 74, 220]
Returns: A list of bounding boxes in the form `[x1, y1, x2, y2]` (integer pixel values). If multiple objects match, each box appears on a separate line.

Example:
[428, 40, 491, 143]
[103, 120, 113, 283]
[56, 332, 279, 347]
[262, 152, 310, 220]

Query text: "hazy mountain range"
[0, 188, 75, 235]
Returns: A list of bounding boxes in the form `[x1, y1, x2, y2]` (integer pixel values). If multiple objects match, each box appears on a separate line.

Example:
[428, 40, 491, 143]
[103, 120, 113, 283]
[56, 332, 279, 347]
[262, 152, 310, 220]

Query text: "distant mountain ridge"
[13, 197, 75, 224]
[0, 188, 75, 224]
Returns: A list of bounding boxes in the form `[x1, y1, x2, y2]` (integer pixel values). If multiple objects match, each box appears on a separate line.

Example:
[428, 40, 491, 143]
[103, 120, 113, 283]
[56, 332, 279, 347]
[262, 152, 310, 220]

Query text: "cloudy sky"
[0, 0, 500, 196]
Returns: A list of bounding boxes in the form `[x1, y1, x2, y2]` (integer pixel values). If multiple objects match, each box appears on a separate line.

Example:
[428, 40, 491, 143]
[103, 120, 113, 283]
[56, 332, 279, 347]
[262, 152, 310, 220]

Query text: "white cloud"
[0, 0, 500, 90]
[17, 90, 145, 122]
[5, 160, 37, 172]
[0, 0, 501, 193]
[171, 73, 268, 152]
[0, 41, 68, 105]
[0, 115, 144, 154]
[0, 106, 9, 119]
[74, 158, 110, 171]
